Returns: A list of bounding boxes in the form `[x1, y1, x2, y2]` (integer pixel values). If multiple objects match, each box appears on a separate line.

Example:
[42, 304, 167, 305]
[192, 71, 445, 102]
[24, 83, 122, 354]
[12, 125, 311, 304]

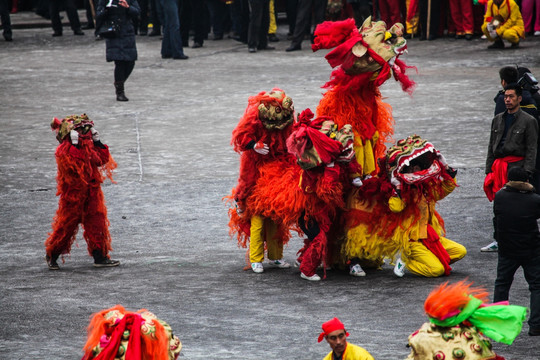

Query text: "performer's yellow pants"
[481, 24, 521, 44]
[402, 237, 467, 277]
[268, 0, 277, 35]
[249, 215, 283, 263]
[405, 0, 419, 35]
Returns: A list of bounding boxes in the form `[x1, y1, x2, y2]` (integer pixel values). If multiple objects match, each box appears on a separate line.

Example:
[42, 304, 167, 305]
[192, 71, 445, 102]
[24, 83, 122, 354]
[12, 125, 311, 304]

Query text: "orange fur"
[424, 280, 490, 320]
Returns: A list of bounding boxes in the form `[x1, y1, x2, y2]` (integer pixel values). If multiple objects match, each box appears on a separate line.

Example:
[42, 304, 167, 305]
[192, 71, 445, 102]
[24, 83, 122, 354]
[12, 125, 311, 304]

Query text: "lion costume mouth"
[387, 135, 444, 185]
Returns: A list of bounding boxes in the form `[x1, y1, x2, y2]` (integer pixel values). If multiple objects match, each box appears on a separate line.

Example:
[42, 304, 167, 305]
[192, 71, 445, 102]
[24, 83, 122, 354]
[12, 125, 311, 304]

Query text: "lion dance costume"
[81, 305, 182, 360]
[343, 135, 467, 278]
[45, 114, 119, 270]
[406, 280, 527, 360]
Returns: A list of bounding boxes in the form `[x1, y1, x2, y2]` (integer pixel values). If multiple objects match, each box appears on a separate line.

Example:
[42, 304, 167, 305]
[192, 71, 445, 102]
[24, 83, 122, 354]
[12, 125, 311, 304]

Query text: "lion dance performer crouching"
[81, 305, 182, 360]
[228, 89, 296, 274]
[343, 135, 467, 278]
[45, 114, 119, 270]
[405, 280, 526, 360]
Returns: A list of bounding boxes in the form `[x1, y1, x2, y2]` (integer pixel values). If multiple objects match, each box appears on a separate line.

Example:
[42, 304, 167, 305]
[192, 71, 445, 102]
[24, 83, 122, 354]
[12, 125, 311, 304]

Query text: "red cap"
[317, 317, 349, 342]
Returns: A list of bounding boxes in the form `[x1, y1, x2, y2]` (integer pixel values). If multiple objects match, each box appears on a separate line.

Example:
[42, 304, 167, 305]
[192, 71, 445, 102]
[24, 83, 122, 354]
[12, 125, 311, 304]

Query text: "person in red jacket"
[45, 114, 119, 270]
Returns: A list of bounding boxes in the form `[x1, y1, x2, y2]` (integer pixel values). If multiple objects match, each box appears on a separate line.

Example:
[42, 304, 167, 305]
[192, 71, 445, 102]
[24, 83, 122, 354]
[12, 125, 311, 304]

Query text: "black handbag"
[98, 18, 119, 38]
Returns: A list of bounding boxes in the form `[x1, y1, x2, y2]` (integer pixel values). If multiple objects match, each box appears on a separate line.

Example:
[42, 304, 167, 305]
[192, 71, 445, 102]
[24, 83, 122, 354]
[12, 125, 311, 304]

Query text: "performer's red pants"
[378, 0, 403, 27]
[449, 0, 474, 34]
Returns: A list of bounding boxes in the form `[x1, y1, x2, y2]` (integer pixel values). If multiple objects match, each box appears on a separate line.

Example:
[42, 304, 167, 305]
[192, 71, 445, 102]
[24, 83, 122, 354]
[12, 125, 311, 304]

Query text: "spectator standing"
[0, 0, 12, 41]
[160, 0, 188, 59]
[449, 0, 474, 39]
[377, 0, 402, 27]
[181, 0, 207, 48]
[418, 0, 440, 40]
[522, 0, 540, 36]
[493, 166, 540, 337]
[405, 0, 419, 38]
[286, 0, 328, 51]
[49, 0, 85, 36]
[207, 0, 228, 40]
[148, 0, 162, 36]
[482, 0, 524, 49]
[247, 0, 274, 53]
[96, 0, 141, 101]
[268, 0, 279, 42]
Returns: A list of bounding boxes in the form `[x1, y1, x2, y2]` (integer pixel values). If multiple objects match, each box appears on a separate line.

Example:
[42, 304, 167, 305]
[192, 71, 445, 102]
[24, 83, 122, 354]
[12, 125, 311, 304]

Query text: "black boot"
[45, 253, 60, 270]
[92, 250, 120, 268]
[114, 81, 129, 101]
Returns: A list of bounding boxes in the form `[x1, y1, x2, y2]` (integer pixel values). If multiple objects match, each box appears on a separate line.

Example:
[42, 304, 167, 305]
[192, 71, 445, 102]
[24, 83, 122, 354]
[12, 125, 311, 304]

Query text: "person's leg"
[439, 236, 467, 264]
[114, 61, 130, 101]
[45, 188, 84, 260]
[82, 186, 113, 260]
[64, 0, 82, 33]
[535, 0, 540, 33]
[0, 0, 12, 40]
[268, 0, 276, 35]
[493, 254, 520, 303]
[257, 0, 270, 49]
[265, 218, 284, 261]
[247, 0, 263, 49]
[139, 0, 149, 34]
[162, 0, 185, 57]
[522, 255, 540, 330]
[388, 0, 403, 26]
[378, 0, 390, 24]
[286, 0, 298, 35]
[500, 28, 520, 45]
[49, 0, 63, 34]
[401, 241, 445, 277]
[448, 0, 463, 35]
[522, 0, 533, 33]
[249, 215, 265, 266]
[190, 0, 205, 45]
[288, 0, 310, 48]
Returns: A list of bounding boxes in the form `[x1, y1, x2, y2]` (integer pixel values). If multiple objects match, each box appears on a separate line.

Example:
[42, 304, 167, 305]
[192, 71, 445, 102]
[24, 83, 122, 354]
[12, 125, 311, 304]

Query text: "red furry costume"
[81, 305, 182, 360]
[312, 17, 415, 177]
[45, 114, 118, 269]
[287, 109, 360, 279]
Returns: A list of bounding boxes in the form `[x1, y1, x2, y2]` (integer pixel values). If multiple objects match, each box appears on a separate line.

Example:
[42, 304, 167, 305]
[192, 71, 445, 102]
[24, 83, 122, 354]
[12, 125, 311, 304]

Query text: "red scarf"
[93, 314, 143, 360]
[483, 155, 524, 201]
[421, 225, 451, 276]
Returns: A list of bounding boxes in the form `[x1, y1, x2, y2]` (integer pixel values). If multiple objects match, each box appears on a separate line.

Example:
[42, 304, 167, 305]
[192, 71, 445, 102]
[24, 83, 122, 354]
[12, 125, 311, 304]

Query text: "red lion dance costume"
[81, 305, 182, 360]
[45, 114, 119, 270]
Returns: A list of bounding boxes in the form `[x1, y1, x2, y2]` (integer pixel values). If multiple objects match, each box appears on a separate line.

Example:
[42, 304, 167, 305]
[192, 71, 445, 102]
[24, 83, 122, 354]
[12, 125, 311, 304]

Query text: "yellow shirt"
[323, 343, 375, 360]
[483, 0, 525, 38]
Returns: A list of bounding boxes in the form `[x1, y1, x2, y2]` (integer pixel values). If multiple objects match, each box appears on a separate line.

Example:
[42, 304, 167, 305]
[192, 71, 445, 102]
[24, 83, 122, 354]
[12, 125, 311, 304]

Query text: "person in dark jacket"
[493, 166, 540, 336]
[96, 0, 140, 101]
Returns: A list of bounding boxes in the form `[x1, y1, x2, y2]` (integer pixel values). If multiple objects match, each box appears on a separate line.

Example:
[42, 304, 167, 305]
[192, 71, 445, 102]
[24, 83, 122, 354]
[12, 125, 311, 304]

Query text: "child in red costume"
[45, 114, 119, 270]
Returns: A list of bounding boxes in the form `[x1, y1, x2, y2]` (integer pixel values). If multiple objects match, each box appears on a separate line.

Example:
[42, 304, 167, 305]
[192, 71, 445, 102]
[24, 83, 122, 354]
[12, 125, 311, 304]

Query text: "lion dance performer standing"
[228, 89, 296, 274]
[45, 114, 119, 270]
[405, 280, 526, 360]
[81, 305, 182, 360]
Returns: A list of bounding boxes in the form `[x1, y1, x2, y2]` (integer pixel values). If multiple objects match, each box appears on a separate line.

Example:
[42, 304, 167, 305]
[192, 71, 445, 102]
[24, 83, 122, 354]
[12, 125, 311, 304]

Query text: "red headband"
[318, 318, 349, 342]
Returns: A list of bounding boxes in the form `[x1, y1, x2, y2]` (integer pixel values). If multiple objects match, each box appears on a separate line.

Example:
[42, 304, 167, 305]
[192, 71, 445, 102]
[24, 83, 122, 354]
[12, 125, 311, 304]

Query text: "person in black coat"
[493, 166, 540, 336]
[97, 0, 141, 101]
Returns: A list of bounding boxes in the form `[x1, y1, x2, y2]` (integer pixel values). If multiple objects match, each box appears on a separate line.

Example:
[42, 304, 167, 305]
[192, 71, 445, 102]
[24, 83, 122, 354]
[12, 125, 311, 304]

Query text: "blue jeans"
[160, 0, 184, 58]
[494, 253, 540, 328]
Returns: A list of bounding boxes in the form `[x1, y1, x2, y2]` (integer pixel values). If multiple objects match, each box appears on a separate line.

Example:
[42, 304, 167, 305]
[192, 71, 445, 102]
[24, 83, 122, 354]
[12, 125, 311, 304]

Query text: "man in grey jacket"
[482, 83, 538, 252]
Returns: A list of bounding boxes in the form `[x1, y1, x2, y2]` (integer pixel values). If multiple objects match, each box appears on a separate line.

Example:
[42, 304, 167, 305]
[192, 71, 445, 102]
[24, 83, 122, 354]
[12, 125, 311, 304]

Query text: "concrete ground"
[1, 11, 540, 360]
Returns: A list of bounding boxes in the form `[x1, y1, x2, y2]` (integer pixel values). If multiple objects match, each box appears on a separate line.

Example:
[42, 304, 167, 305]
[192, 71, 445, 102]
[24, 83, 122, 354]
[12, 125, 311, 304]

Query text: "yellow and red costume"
[343, 135, 466, 277]
[482, 0, 525, 45]
[45, 114, 117, 266]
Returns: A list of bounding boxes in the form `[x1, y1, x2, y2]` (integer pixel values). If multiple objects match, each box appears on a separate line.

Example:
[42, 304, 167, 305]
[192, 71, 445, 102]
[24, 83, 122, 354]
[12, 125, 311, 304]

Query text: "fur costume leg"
[82, 185, 113, 257]
[45, 187, 85, 257]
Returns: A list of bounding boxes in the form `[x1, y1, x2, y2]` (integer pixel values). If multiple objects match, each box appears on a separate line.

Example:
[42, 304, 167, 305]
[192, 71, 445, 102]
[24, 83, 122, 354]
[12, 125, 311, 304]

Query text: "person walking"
[493, 166, 540, 336]
[96, 0, 141, 101]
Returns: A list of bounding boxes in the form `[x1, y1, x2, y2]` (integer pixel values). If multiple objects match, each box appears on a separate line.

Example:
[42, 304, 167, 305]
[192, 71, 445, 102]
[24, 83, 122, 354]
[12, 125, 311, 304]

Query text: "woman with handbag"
[96, 0, 140, 101]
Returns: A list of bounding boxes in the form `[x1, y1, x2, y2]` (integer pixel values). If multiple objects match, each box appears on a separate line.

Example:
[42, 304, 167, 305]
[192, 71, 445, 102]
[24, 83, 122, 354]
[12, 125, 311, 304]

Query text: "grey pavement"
[1, 14, 540, 359]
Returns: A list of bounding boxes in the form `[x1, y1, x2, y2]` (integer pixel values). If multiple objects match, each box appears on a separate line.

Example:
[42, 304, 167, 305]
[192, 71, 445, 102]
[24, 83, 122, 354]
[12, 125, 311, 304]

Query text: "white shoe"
[294, 259, 301, 267]
[394, 258, 406, 277]
[535, 31, 540, 36]
[349, 264, 366, 277]
[300, 272, 321, 281]
[480, 241, 498, 252]
[267, 259, 291, 268]
[481, 34, 487, 39]
[251, 262, 264, 273]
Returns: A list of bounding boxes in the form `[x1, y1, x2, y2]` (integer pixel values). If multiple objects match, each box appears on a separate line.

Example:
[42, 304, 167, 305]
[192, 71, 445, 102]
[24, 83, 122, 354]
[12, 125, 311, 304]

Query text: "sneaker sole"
[300, 273, 320, 281]
[350, 271, 366, 277]
[93, 262, 120, 268]
[480, 248, 498, 252]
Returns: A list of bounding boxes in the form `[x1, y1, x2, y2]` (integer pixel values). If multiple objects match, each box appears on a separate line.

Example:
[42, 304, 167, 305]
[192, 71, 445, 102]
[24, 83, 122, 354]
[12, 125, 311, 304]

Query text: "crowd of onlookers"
[1, 0, 539, 49]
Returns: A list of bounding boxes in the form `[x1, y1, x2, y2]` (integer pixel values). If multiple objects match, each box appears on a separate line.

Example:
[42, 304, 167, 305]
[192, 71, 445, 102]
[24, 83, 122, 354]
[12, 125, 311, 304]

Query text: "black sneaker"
[529, 328, 540, 336]
[94, 258, 120, 268]
[488, 39, 505, 49]
[45, 255, 59, 270]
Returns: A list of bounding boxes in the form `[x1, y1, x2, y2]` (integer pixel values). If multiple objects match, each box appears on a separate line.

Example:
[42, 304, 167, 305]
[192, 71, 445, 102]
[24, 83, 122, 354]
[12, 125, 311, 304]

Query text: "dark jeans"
[247, 0, 269, 49]
[114, 60, 136, 82]
[0, 0, 12, 39]
[494, 253, 540, 328]
[49, 0, 82, 33]
[160, 0, 185, 57]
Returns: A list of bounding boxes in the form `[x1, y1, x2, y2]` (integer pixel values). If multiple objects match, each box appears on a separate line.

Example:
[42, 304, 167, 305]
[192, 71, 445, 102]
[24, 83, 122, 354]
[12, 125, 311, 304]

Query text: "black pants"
[0, 0, 12, 39]
[49, 0, 82, 33]
[247, 0, 269, 49]
[114, 60, 136, 83]
[494, 253, 540, 329]
[289, 0, 327, 47]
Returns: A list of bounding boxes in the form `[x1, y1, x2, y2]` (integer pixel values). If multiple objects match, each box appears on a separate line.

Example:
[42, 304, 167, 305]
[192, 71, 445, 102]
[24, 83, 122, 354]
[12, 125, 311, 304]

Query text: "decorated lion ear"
[352, 43, 368, 58]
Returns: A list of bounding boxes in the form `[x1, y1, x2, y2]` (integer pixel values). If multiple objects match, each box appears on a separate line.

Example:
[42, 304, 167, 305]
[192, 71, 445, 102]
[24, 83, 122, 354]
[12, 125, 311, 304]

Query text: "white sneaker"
[394, 258, 406, 277]
[535, 31, 540, 36]
[300, 272, 321, 281]
[349, 264, 366, 277]
[267, 259, 291, 268]
[251, 262, 264, 273]
[481, 34, 487, 39]
[481, 241, 498, 252]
